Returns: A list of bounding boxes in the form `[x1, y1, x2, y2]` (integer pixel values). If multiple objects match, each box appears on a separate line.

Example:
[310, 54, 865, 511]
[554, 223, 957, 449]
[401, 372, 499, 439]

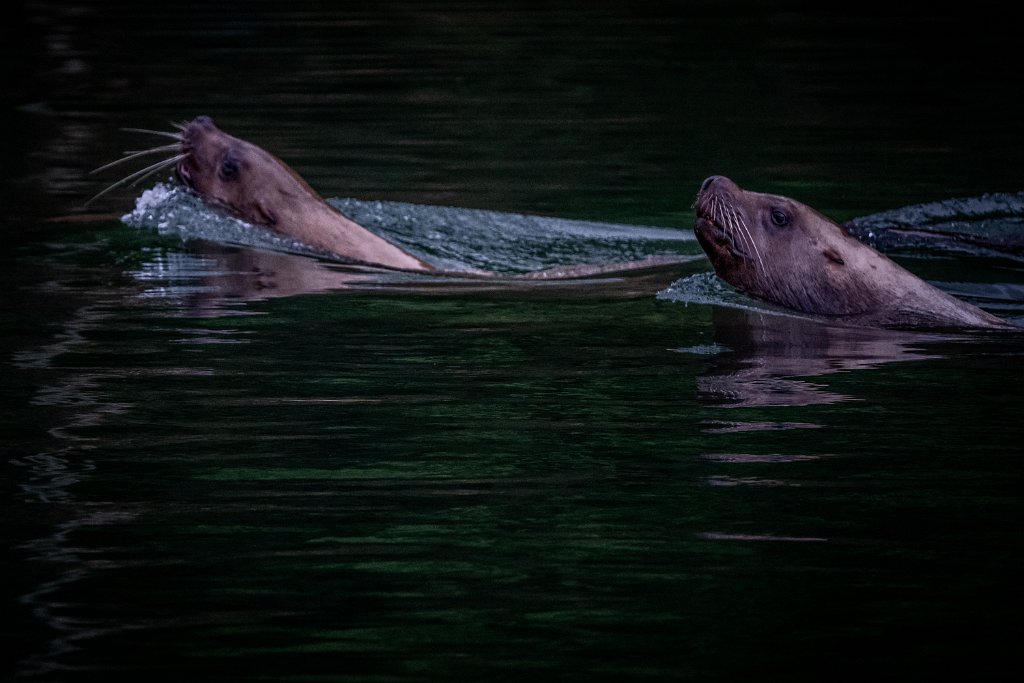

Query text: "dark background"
[3, 1, 1022, 232]
[2, 3, 1022, 682]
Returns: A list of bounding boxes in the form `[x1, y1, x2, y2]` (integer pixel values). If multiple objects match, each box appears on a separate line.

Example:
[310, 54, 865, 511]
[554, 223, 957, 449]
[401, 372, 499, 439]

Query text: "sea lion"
[693, 175, 1013, 329]
[174, 116, 433, 272]
[106, 115, 692, 283]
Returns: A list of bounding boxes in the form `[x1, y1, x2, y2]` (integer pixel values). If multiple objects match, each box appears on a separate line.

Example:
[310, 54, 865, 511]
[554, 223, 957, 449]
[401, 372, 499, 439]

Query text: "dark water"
[3, 2, 1024, 681]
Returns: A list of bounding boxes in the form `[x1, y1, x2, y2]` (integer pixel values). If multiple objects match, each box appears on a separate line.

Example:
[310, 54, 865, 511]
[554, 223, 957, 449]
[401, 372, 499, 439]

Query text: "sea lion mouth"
[693, 181, 771, 278]
[176, 158, 194, 188]
[694, 198, 750, 260]
[175, 119, 208, 189]
[86, 119, 206, 208]
[694, 213, 726, 244]
[175, 115, 222, 189]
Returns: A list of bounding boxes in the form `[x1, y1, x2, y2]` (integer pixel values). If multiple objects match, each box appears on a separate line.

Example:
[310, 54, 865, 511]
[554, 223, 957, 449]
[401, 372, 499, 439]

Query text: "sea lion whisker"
[715, 197, 743, 251]
[89, 144, 182, 175]
[715, 197, 729, 227]
[706, 193, 722, 226]
[712, 196, 738, 249]
[729, 206, 768, 277]
[120, 127, 183, 141]
[126, 154, 187, 187]
[728, 210, 748, 251]
[694, 191, 713, 214]
[717, 197, 738, 237]
[719, 201, 753, 262]
[125, 144, 183, 155]
[84, 153, 186, 207]
[740, 224, 768, 277]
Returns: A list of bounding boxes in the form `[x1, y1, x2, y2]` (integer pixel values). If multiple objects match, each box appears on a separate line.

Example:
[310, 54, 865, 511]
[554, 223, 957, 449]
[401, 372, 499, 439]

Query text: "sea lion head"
[176, 115, 318, 229]
[693, 175, 884, 316]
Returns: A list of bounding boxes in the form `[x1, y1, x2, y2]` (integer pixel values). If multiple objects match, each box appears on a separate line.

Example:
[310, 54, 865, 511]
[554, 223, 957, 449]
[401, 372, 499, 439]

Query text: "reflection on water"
[700, 420, 824, 434]
[132, 241, 701, 309]
[9, 215, 1022, 679]
[686, 307, 947, 407]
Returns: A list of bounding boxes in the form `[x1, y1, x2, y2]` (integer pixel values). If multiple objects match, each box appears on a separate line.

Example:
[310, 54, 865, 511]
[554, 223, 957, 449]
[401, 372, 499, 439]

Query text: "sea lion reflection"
[688, 307, 948, 408]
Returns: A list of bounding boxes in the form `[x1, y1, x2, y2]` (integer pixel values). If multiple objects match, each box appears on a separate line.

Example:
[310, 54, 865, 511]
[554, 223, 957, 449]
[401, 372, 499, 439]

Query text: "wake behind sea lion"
[693, 175, 1013, 330]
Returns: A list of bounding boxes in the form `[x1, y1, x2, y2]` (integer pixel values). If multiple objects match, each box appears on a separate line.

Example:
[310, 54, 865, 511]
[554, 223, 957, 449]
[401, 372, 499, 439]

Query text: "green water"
[3, 2, 1023, 681]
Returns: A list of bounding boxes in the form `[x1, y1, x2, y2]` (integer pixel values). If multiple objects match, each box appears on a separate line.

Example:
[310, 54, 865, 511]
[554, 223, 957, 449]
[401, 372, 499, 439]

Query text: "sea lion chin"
[693, 175, 1013, 330]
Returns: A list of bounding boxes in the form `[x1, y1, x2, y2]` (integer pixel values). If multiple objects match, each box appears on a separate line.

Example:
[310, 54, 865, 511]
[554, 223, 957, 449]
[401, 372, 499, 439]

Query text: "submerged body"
[693, 176, 1011, 330]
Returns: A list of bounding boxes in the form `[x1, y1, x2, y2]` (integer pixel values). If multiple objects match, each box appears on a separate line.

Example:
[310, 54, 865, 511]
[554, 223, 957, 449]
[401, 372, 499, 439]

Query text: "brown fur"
[174, 116, 698, 284]
[177, 116, 433, 271]
[693, 175, 1012, 329]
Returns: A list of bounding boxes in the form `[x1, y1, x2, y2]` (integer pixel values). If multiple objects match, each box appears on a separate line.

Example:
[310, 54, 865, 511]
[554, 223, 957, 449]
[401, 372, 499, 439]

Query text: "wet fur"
[96, 115, 695, 281]
[175, 116, 433, 271]
[693, 176, 1011, 330]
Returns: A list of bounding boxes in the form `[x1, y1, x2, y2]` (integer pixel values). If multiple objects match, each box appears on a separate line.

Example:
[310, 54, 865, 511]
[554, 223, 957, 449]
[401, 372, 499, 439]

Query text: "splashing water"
[122, 182, 698, 274]
[122, 183, 339, 260]
[844, 192, 1024, 260]
[655, 272, 814, 321]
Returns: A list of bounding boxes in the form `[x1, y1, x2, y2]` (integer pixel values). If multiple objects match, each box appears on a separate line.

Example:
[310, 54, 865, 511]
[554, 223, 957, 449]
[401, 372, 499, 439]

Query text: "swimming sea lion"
[693, 175, 1012, 329]
[175, 116, 434, 272]
[142, 115, 691, 282]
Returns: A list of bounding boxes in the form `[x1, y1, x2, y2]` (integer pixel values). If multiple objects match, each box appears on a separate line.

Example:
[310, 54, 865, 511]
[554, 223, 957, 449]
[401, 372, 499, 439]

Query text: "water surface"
[3, 3, 1023, 681]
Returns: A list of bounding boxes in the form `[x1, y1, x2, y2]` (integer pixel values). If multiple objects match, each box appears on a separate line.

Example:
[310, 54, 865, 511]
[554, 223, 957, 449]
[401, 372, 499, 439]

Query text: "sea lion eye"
[770, 208, 791, 227]
[220, 156, 240, 181]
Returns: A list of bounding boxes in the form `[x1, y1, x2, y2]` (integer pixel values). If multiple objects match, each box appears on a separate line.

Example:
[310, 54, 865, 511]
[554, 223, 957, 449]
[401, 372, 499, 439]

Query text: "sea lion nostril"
[700, 176, 721, 192]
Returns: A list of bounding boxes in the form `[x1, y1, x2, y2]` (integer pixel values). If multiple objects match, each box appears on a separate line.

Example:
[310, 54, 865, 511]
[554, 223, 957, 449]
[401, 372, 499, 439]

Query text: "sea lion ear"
[255, 200, 277, 227]
[822, 247, 845, 265]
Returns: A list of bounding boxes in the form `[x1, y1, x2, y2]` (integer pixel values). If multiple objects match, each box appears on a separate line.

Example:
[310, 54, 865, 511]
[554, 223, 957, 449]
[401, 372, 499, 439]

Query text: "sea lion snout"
[177, 116, 228, 189]
[181, 115, 218, 146]
[698, 175, 740, 195]
[693, 175, 755, 273]
[188, 115, 217, 131]
[699, 175, 728, 192]
[693, 175, 742, 229]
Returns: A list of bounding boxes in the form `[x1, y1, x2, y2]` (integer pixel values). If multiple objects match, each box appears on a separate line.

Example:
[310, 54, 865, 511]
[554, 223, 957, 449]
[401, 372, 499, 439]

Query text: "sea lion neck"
[175, 115, 433, 272]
